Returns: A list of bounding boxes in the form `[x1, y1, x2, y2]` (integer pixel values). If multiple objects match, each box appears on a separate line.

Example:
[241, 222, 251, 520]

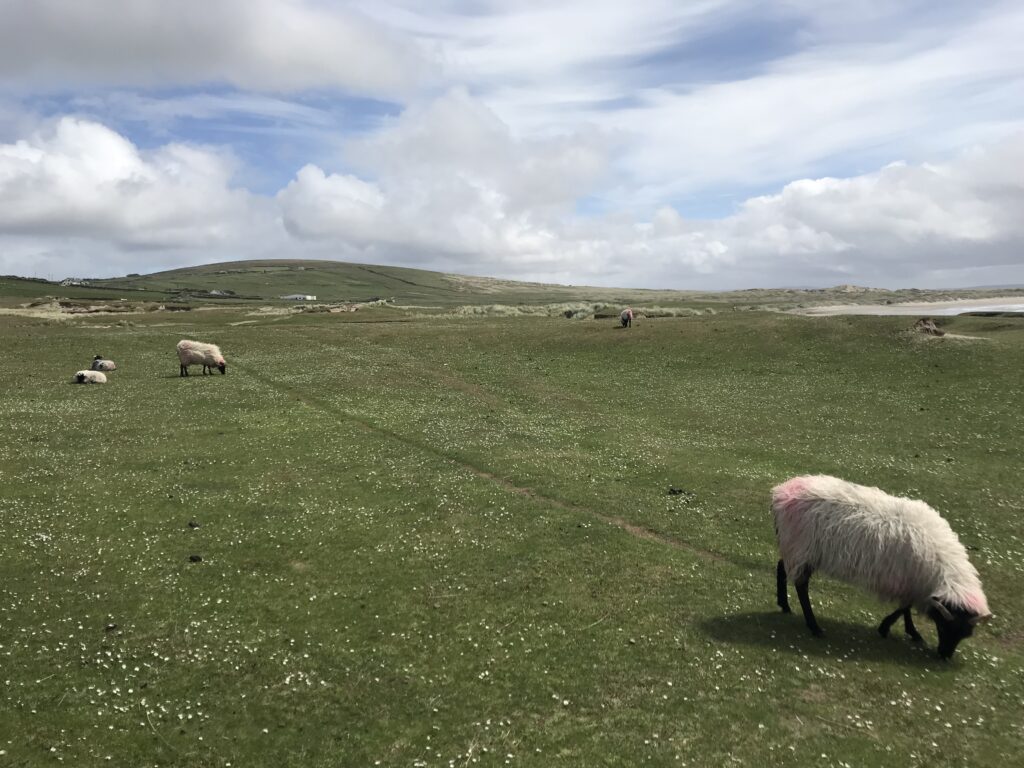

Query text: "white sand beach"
[795, 296, 1024, 316]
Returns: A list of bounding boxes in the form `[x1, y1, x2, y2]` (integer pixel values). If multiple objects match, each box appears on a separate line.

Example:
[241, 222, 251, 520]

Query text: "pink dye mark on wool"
[773, 477, 810, 514]
[773, 478, 814, 550]
[962, 591, 991, 616]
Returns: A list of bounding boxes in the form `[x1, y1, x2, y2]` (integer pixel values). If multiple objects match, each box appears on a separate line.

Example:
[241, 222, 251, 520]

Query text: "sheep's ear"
[930, 598, 953, 621]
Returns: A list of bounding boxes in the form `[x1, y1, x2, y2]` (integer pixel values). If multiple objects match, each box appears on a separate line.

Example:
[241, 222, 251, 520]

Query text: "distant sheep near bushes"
[177, 340, 226, 376]
[772, 475, 991, 659]
[73, 370, 107, 384]
[91, 355, 117, 372]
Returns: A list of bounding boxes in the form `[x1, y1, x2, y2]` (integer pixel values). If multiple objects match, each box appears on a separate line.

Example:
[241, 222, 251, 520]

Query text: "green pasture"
[1, 307, 1022, 767]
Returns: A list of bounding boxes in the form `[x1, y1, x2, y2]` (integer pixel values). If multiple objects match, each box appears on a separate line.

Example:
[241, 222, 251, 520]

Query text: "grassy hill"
[5, 259, 1024, 312]
[90, 259, 681, 306]
[92, 259, 1024, 308]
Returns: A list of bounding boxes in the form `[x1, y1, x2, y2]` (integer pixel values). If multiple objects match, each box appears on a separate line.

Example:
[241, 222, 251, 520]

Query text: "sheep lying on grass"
[73, 370, 107, 384]
[177, 340, 226, 376]
[772, 475, 991, 659]
[91, 355, 117, 372]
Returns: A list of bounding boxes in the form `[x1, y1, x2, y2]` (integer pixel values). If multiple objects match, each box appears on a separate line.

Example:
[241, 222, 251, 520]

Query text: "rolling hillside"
[5, 259, 1024, 310]
[90, 259, 705, 306]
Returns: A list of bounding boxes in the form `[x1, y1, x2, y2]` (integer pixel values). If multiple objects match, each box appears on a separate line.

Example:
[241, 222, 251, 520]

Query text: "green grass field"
[1, 305, 1022, 767]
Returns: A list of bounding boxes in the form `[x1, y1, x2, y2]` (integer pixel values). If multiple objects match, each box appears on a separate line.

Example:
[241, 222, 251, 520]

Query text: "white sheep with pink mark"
[177, 339, 227, 377]
[772, 474, 991, 659]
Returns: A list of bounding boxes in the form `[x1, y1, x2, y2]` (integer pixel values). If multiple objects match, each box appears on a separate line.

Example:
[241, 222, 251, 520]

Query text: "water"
[931, 304, 1024, 315]
[803, 301, 1024, 316]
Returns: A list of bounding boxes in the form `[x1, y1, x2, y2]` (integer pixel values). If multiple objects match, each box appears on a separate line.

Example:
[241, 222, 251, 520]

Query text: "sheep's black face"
[76, 373, 86, 383]
[218, 362, 226, 375]
[929, 603, 976, 660]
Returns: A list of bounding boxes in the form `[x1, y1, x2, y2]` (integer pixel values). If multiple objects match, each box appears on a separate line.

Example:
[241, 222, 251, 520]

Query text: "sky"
[1, 0, 1023, 289]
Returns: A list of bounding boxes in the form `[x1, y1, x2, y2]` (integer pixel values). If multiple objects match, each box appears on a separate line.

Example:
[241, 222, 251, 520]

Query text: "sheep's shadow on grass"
[700, 611, 953, 669]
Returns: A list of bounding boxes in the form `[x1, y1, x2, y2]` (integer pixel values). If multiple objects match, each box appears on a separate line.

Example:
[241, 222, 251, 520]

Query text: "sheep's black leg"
[879, 606, 923, 641]
[903, 609, 923, 642]
[180, 364, 188, 377]
[776, 560, 791, 613]
[794, 569, 823, 637]
[878, 607, 904, 638]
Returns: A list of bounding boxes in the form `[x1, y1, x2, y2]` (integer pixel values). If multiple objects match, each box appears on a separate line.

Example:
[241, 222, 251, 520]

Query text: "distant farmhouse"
[280, 293, 317, 301]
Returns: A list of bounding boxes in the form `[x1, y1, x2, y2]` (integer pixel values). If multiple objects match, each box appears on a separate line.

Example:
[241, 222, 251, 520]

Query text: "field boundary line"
[237, 363, 734, 566]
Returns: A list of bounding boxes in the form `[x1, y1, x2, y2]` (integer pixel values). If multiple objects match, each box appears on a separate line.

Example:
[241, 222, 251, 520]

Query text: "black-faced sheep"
[773, 475, 991, 659]
[177, 340, 226, 377]
[73, 370, 107, 384]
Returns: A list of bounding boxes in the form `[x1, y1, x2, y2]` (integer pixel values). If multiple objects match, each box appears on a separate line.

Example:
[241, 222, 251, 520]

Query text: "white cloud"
[719, 135, 1024, 279]
[368, 0, 1024, 206]
[280, 89, 612, 266]
[0, 0, 436, 97]
[1, 2, 1023, 289]
[1, 107, 1022, 289]
[279, 165, 385, 243]
[0, 117, 267, 249]
[347, 89, 611, 212]
[278, 95, 1024, 288]
[361, 0, 711, 83]
[69, 91, 338, 131]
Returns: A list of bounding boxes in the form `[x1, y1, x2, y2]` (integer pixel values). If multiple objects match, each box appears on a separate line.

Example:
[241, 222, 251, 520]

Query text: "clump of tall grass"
[451, 302, 601, 318]
[634, 306, 715, 318]
[449, 303, 713, 319]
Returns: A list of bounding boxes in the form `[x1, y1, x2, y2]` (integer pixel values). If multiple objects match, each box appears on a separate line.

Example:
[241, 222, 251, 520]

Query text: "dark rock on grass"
[188, 520, 200, 529]
[189, 554, 203, 563]
[668, 486, 693, 496]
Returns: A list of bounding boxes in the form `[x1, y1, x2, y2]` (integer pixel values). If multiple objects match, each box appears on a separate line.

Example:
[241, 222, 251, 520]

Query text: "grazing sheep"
[773, 475, 991, 659]
[91, 355, 117, 372]
[73, 370, 107, 384]
[620, 308, 633, 328]
[177, 339, 227, 377]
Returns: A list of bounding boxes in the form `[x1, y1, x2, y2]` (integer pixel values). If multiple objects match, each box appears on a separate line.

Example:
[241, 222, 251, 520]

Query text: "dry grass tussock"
[905, 329, 988, 342]
[450, 303, 713, 319]
[0, 300, 158, 320]
[635, 306, 715, 318]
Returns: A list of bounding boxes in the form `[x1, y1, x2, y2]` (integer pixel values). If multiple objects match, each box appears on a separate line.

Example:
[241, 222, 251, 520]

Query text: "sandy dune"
[795, 296, 1024, 316]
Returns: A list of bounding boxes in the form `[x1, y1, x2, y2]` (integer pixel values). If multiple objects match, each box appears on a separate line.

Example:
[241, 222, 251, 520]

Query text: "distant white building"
[280, 293, 317, 301]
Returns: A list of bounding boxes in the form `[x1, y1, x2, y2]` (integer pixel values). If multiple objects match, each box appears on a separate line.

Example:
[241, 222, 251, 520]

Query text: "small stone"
[189, 554, 203, 563]
[104, 623, 118, 632]
[188, 520, 200, 529]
